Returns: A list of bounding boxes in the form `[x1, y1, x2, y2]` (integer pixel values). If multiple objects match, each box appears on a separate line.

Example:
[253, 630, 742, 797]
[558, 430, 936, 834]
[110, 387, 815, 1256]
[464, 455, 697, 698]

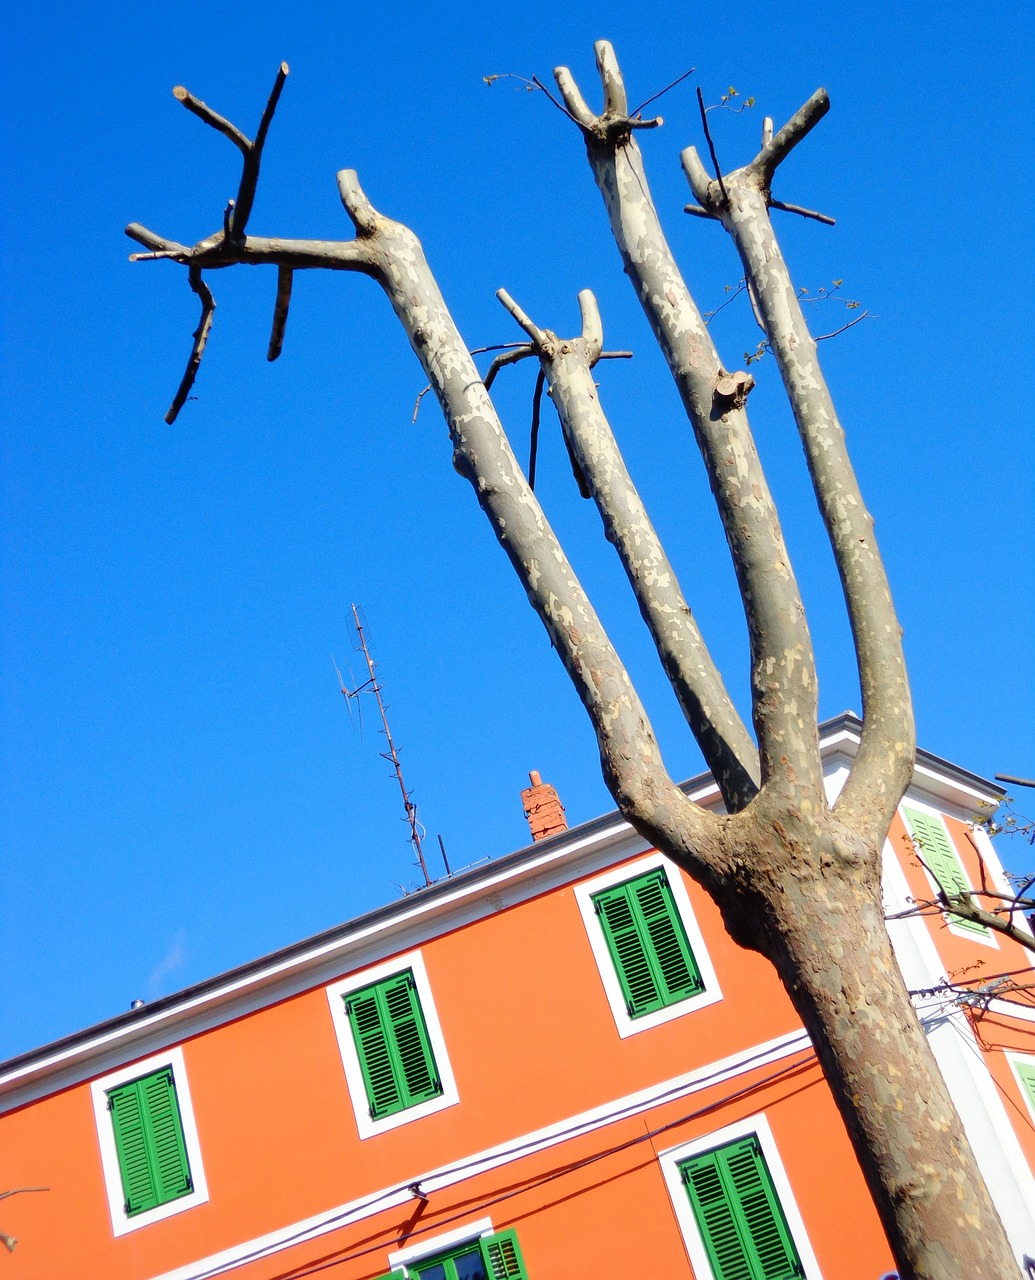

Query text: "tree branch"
[500, 289, 760, 809]
[482, 344, 536, 391]
[233, 62, 289, 237]
[769, 198, 835, 226]
[173, 64, 289, 240]
[938, 892, 1035, 951]
[125, 223, 191, 257]
[300, 198, 717, 852]
[553, 40, 821, 799]
[267, 265, 293, 362]
[172, 85, 251, 153]
[696, 87, 729, 206]
[166, 267, 215, 424]
[752, 88, 829, 185]
[689, 103, 913, 841]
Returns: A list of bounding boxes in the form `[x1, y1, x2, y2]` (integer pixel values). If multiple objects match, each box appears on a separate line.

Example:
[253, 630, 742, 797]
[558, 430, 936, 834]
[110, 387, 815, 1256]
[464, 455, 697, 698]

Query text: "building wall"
[4, 734, 1033, 1279]
[0, 849, 898, 1279]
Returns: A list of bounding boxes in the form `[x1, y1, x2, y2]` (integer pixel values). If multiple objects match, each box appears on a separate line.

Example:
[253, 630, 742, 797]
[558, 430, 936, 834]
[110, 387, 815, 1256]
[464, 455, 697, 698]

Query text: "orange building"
[2, 715, 1034, 1279]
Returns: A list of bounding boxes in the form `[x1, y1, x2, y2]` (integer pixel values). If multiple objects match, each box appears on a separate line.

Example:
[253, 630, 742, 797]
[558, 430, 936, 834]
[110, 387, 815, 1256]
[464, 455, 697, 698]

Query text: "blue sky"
[2, 1, 1032, 1062]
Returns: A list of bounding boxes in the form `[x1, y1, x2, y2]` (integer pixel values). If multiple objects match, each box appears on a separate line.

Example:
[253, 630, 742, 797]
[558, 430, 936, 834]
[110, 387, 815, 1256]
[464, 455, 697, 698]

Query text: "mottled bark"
[739, 815, 1013, 1280]
[555, 46, 823, 799]
[127, 54, 1019, 1278]
[496, 286, 758, 811]
[681, 97, 914, 847]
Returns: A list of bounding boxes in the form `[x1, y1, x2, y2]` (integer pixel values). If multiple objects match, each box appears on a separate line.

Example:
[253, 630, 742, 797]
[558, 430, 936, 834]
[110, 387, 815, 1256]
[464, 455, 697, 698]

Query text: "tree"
[126, 44, 1018, 1280]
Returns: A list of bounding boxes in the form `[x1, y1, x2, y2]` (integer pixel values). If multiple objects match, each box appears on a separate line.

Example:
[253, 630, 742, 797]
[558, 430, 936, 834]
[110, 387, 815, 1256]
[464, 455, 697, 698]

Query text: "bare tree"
[126, 44, 1019, 1279]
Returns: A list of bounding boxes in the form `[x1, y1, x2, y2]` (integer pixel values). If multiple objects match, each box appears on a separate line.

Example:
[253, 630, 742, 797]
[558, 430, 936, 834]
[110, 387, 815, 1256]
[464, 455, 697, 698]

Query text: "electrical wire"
[186, 1049, 818, 1280]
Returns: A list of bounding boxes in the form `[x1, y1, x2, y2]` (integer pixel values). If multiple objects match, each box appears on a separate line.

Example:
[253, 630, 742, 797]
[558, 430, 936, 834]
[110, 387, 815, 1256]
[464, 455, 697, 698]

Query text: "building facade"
[2, 715, 1034, 1279]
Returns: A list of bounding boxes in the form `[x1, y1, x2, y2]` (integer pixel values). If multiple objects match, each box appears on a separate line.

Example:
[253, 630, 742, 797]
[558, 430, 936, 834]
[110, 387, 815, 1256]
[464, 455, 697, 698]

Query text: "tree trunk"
[703, 810, 1019, 1280]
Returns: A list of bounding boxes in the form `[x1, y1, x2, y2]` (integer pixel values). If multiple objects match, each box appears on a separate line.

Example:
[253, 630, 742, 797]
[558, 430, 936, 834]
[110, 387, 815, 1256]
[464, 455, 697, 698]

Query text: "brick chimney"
[520, 770, 568, 842]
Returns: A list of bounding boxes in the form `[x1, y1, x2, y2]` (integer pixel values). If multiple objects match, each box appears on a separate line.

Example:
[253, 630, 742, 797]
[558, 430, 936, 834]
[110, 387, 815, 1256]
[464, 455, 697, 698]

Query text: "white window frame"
[899, 801, 999, 949]
[659, 1112, 824, 1280]
[387, 1217, 495, 1274]
[1008, 1052, 1035, 1130]
[326, 949, 459, 1139]
[574, 853, 722, 1037]
[90, 1044, 209, 1236]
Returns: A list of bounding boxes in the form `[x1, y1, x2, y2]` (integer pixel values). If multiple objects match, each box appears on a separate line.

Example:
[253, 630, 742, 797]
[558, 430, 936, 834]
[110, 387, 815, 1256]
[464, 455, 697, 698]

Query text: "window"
[1010, 1054, 1035, 1127]
[901, 805, 991, 938]
[380, 1228, 528, 1280]
[594, 867, 703, 1015]
[91, 1046, 208, 1235]
[680, 1136, 805, 1280]
[107, 1066, 192, 1215]
[347, 970, 442, 1118]
[661, 1116, 821, 1280]
[575, 857, 721, 1037]
[327, 950, 459, 1138]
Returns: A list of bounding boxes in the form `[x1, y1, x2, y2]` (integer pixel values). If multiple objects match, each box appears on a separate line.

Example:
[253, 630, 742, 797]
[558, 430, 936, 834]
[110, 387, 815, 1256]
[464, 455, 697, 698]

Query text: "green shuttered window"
[346, 969, 442, 1119]
[106, 1067, 193, 1217]
[593, 867, 703, 1017]
[1015, 1059, 1035, 1112]
[902, 806, 990, 937]
[681, 1135, 805, 1280]
[376, 1228, 528, 1280]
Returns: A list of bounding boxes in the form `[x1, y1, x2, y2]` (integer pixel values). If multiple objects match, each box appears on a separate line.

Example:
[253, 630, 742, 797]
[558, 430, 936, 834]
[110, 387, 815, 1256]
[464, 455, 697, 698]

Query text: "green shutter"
[107, 1068, 192, 1216]
[479, 1230, 528, 1280]
[681, 1136, 804, 1280]
[593, 868, 703, 1017]
[346, 970, 442, 1119]
[903, 807, 990, 937]
[1015, 1059, 1035, 1111]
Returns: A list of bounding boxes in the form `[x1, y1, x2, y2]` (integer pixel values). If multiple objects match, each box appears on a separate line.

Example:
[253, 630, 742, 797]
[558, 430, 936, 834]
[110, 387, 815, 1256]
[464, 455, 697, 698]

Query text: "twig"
[745, 279, 767, 335]
[814, 310, 871, 343]
[483, 72, 581, 126]
[703, 280, 748, 324]
[696, 87, 729, 205]
[770, 198, 836, 226]
[415, 344, 537, 418]
[528, 367, 545, 488]
[166, 267, 215, 424]
[483, 345, 536, 391]
[411, 385, 432, 424]
[629, 66, 696, 117]
[253, 62, 290, 154]
[172, 85, 250, 152]
[232, 62, 289, 236]
[267, 266, 293, 362]
[125, 224, 191, 256]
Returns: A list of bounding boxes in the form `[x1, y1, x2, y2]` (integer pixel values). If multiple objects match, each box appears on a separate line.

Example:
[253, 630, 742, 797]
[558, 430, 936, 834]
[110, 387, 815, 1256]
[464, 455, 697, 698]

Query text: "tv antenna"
[336, 604, 432, 888]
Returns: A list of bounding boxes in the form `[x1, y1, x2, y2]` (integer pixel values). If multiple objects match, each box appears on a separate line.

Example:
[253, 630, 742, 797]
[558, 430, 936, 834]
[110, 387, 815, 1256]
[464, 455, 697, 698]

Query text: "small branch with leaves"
[897, 829, 1035, 953]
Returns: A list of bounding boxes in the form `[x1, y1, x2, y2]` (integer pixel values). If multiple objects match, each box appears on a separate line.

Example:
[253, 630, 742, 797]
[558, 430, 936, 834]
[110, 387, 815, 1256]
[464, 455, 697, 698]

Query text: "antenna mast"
[340, 604, 431, 887]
